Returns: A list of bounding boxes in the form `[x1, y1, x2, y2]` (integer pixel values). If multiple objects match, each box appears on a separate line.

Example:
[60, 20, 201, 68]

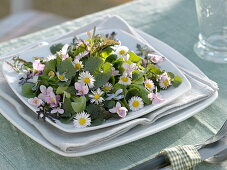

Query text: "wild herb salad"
[7, 28, 182, 128]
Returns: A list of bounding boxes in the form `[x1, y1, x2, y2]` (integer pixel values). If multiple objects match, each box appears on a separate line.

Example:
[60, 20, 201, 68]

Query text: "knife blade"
[130, 136, 227, 170]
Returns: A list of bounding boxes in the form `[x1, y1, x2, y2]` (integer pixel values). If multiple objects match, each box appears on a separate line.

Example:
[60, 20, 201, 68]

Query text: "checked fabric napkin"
[0, 15, 218, 152]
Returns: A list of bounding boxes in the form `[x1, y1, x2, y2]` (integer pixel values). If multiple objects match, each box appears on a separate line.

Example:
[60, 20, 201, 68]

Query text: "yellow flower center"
[79, 118, 86, 125]
[75, 63, 81, 70]
[94, 94, 100, 100]
[132, 101, 140, 108]
[58, 75, 65, 80]
[83, 77, 90, 84]
[48, 71, 55, 77]
[163, 79, 169, 86]
[51, 98, 55, 102]
[34, 99, 39, 103]
[121, 77, 129, 82]
[119, 50, 125, 55]
[145, 83, 152, 89]
[103, 86, 110, 91]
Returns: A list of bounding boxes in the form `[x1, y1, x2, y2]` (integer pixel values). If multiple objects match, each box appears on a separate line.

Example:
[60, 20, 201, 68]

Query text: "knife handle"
[130, 155, 170, 170]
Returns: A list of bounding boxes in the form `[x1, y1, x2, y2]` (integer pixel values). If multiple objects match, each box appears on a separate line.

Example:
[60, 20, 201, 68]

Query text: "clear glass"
[194, 0, 227, 63]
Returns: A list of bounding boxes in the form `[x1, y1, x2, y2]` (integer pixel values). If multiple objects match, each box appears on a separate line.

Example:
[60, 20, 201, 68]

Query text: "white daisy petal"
[128, 96, 144, 111]
[115, 46, 129, 58]
[89, 88, 104, 104]
[78, 71, 95, 88]
[118, 76, 131, 86]
[73, 111, 91, 128]
[102, 82, 113, 92]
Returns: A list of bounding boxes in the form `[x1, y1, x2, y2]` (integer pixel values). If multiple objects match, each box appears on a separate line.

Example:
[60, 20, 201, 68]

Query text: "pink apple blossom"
[45, 93, 60, 107]
[122, 63, 137, 77]
[74, 82, 89, 96]
[112, 67, 120, 76]
[148, 93, 165, 104]
[33, 60, 45, 72]
[148, 54, 164, 64]
[109, 102, 128, 118]
[38, 85, 53, 100]
[51, 107, 64, 114]
[28, 97, 43, 107]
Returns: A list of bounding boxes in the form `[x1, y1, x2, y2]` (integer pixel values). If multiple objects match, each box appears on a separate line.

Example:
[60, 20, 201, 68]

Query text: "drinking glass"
[194, 0, 227, 63]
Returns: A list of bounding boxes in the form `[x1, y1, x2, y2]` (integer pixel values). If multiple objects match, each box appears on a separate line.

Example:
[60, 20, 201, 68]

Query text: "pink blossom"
[28, 97, 43, 107]
[38, 85, 53, 100]
[33, 60, 45, 72]
[57, 44, 69, 60]
[123, 54, 130, 61]
[148, 54, 164, 64]
[51, 107, 64, 114]
[112, 67, 120, 76]
[148, 93, 165, 104]
[74, 82, 89, 96]
[109, 102, 128, 118]
[75, 51, 89, 60]
[45, 93, 60, 107]
[122, 63, 137, 77]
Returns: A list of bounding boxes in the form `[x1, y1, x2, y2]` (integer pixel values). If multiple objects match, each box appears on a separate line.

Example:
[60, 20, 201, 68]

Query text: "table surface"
[0, 0, 226, 169]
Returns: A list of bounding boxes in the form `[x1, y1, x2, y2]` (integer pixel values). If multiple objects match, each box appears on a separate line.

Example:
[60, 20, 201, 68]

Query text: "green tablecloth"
[0, 0, 226, 169]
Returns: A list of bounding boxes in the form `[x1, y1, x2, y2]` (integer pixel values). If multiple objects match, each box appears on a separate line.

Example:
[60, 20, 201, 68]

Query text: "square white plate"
[0, 29, 217, 157]
[2, 29, 191, 133]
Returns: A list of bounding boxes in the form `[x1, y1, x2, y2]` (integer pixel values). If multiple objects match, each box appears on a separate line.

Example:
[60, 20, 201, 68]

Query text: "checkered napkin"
[160, 145, 202, 170]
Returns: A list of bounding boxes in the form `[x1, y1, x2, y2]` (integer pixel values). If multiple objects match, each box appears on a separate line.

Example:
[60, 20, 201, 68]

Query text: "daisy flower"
[109, 102, 128, 118]
[78, 71, 95, 88]
[148, 92, 165, 104]
[119, 76, 131, 86]
[115, 46, 129, 58]
[48, 71, 55, 78]
[73, 59, 84, 71]
[28, 97, 43, 107]
[89, 88, 104, 104]
[102, 82, 113, 92]
[128, 96, 144, 111]
[56, 72, 68, 82]
[159, 72, 171, 89]
[73, 111, 91, 128]
[144, 79, 155, 91]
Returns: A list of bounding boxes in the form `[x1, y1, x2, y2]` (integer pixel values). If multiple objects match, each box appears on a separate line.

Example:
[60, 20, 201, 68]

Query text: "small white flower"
[73, 111, 91, 128]
[28, 97, 43, 108]
[159, 72, 171, 89]
[48, 71, 55, 78]
[89, 88, 104, 104]
[119, 76, 131, 85]
[102, 82, 113, 92]
[78, 71, 95, 88]
[56, 72, 68, 82]
[115, 46, 129, 58]
[73, 59, 84, 71]
[47, 55, 56, 61]
[148, 54, 164, 64]
[144, 79, 155, 91]
[128, 96, 144, 111]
